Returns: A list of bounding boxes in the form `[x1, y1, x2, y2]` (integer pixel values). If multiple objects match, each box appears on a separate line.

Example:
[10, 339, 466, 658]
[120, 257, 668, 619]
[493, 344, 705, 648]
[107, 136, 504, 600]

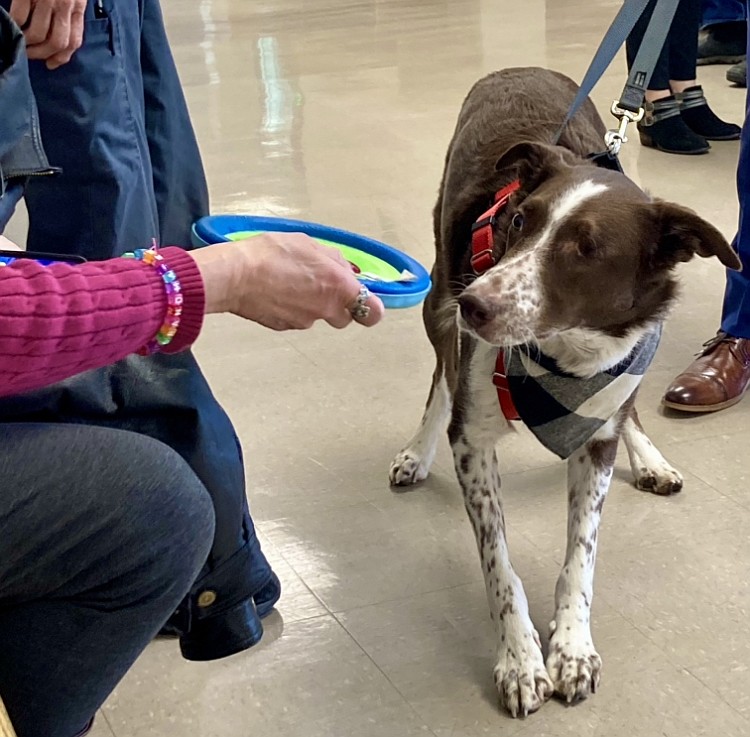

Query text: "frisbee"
[191, 214, 431, 309]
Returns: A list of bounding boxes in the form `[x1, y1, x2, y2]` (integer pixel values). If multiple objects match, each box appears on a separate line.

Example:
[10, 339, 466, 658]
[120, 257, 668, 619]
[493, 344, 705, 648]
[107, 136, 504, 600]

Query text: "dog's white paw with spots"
[545, 624, 602, 703]
[494, 635, 554, 717]
[389, 449, 429, 487]
[624, 421, 684, 495]
[634, 461, 683, 496]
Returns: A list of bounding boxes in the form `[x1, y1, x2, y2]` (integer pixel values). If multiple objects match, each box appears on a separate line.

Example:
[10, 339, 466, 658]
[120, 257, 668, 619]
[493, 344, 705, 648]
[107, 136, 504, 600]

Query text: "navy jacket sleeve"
[0, 8, 53, 231]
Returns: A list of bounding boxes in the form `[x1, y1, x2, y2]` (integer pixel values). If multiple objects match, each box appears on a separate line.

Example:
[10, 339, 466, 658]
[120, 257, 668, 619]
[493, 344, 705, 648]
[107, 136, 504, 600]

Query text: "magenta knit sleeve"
[0, 246, 205, 398]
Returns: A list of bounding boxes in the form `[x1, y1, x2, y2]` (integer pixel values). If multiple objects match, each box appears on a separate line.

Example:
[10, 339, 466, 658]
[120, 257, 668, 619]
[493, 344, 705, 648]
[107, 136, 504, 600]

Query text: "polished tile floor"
[89, 0, 750, 735]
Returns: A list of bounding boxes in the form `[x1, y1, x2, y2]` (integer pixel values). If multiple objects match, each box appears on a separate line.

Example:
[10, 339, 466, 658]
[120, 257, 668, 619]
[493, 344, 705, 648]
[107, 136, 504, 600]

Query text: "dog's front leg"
[546, 419, 621, 703]
[450, 342, 553, 717]
[622, 406, 683, 495]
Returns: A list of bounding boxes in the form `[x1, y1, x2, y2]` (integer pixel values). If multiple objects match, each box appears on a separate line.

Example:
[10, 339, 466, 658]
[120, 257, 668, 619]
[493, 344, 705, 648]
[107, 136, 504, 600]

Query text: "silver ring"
[349, 285, 371, 320]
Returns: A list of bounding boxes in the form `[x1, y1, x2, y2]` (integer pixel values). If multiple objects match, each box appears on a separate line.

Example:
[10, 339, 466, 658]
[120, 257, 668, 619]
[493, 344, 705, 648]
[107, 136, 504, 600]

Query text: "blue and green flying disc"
[191, 215, 431, 309]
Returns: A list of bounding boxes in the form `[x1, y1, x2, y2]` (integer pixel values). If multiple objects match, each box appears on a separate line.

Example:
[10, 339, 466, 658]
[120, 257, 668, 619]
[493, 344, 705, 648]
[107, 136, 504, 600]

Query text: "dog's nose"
[459, 293, 494, 329]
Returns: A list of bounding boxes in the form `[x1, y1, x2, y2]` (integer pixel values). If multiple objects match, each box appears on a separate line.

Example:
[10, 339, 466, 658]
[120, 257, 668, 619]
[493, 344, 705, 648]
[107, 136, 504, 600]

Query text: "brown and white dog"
[389, 68, 740, 717]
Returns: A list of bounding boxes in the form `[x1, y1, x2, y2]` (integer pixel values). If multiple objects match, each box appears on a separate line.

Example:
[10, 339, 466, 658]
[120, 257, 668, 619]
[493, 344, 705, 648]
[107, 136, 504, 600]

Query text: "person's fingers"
[356, 293, 385, 327]
[46, 48, 73, 69]
[341, 282, 385, 327]
[310, 241, 385, 327]
[30, 15, 72, 63]
[198, 234, 385, 330]
[23, 3, 54, 49]
[315, 242, 350, 269]
[325, 308, 354, 330]
[9, 0, 32, 28]
[45, 2, 84, 68]
[27, 3, 73, 61]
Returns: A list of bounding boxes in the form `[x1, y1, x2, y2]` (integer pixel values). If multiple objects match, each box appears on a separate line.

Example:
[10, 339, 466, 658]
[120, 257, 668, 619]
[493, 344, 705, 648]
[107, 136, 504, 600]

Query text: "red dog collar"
[470, 179, 522, 422]
[470, 179, 521, 274]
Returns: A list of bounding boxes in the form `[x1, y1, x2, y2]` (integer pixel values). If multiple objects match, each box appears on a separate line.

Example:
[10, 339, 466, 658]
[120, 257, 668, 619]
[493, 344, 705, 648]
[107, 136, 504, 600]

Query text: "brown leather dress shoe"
[663, 332, 750, 413]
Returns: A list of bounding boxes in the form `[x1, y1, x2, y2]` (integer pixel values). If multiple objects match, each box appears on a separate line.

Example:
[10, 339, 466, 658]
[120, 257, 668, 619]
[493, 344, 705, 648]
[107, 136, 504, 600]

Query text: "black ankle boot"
[676, 85, 742, 141]
[638, 96, 710, 155]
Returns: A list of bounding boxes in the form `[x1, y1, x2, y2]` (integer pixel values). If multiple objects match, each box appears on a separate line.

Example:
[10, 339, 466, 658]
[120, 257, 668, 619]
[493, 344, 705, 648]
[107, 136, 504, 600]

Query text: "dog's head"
[457, 141, 740, 347]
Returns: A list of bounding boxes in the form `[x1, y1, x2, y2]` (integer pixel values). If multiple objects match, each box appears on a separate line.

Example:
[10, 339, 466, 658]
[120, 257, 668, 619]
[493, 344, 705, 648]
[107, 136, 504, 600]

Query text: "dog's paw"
[545, 629, 602, 704]
[634, 463, 683, 496]
[389, 449, 429, 487]
[494, 638, 554, 718]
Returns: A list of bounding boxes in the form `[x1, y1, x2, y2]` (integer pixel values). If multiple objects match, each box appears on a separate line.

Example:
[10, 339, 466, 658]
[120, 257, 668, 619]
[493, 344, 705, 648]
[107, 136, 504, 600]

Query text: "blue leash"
[554, 0, 682, 155]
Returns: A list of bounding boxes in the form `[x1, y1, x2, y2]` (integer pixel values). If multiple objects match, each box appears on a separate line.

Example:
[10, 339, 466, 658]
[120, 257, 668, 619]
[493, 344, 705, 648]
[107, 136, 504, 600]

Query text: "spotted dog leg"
[545, 416, 623, 703]
[450, 341, 553, 717]
[622, 407, 683, 495]
[390, 370, 451, 487]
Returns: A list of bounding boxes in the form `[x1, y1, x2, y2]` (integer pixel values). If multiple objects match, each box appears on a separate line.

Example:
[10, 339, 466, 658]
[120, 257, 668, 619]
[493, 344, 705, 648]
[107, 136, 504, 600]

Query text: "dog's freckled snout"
[459, 293, 495, 329]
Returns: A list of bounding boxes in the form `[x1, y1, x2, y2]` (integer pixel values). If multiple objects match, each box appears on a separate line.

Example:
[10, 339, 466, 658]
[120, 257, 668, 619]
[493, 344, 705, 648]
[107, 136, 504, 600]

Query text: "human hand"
[190, 232, 385, 330]
[10, 0, 87, 69]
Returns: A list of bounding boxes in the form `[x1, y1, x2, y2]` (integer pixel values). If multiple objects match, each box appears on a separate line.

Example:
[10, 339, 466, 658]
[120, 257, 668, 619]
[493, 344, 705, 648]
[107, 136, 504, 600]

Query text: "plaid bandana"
[504, 326, 662, 459]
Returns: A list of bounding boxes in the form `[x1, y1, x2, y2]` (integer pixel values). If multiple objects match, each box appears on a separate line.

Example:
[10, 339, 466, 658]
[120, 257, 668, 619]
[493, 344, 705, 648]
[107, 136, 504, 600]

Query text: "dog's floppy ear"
[495, 141, 574, 192]
[649, 200, 741, 271]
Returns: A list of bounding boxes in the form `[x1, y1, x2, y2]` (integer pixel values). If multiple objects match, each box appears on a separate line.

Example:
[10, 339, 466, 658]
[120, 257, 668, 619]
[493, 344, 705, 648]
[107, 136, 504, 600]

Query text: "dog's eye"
[511, 213, 524, 231]
[577, 236, 598, 259]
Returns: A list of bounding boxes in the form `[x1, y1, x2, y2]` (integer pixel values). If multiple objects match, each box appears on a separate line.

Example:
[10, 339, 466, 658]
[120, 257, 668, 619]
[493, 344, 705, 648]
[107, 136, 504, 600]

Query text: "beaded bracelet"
[122, 242, 183, 356]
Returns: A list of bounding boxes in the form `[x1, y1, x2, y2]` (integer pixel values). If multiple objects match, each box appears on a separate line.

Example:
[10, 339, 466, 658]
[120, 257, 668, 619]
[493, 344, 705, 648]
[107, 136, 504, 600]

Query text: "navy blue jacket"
[0, 10, 52, 230]
[0, 5, 278, 661]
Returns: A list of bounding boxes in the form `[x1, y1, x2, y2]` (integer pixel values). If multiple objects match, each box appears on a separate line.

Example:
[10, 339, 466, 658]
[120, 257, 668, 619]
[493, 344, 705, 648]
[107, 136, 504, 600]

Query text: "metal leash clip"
[604, 101, 644, 155]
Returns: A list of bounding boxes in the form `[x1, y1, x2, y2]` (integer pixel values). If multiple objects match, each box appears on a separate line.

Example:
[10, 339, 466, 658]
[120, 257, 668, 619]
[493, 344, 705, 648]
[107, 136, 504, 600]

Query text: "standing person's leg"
[721, 51, 750, 331]
[699, 0, 746, 65]
[0, 424, 215, 737]
[626, 0, 672, 96]
[669, 0, 741, 140]
[0, 0, 280, 660]
[669, 0, 704, 86]
[627, 0, 710, 154]
[663, 14, 750, 413]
